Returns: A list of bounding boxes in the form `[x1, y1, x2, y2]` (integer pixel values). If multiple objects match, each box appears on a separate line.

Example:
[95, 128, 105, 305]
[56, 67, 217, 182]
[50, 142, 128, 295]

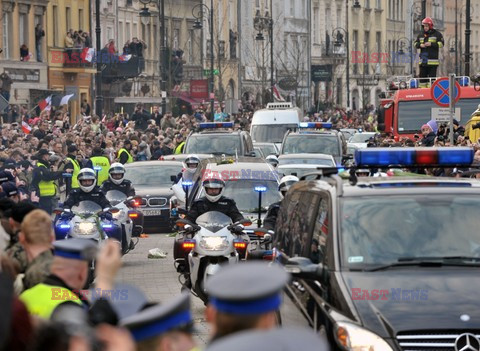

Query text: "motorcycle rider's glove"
[102, 211, 113, 221]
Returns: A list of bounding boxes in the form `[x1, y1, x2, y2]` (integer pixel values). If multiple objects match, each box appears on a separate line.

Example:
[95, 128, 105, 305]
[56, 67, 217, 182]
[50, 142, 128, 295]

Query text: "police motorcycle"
[176, 211, 251, 303]
[105, 190, 143, 255]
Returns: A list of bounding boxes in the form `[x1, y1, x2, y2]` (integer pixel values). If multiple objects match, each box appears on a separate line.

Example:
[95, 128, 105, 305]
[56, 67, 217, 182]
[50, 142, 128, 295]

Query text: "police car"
[280, 122, 348, 165]
[274, 147, 480, 351]
[182, 122, 255, 157]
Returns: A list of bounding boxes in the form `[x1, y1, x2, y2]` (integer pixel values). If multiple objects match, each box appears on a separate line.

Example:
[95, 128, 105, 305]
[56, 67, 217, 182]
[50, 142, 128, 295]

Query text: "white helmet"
[78, 168, 97, 193]
[203, 177, 225, 203]
[278, 175, 299, 197]
[183, 155, 200, 174]
[109, 162, 125, 185]
[265, 155, 279, 168]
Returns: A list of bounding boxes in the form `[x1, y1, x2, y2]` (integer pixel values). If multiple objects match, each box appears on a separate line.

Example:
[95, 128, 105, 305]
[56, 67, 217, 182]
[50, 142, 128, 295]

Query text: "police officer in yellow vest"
[20, 239, 122, 320]
[30, 149, 69, 214]
[19, 239, 96, 319]
[87, 146, 111, 186]
[118, 140, 134, 164]
[63, 144, 81, 195]
[174, 134, 186, 154]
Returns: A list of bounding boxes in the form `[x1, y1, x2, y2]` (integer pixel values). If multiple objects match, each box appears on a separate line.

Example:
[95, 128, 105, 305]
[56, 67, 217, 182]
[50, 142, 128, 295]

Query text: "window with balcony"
[53, 6, 58, 47]
[376, 0, 381, 10]
[313, 7, 319, 44]
[290, 0, 295, 17]
[219, 40, 225, 59]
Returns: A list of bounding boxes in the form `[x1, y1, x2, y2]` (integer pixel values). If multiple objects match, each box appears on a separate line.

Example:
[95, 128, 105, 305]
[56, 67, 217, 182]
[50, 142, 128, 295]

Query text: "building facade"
[0, 0, 50, 109]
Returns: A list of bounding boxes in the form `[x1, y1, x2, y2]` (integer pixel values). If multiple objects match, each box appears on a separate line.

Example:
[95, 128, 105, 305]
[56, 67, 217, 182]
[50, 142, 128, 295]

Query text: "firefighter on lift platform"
[100, 163, 136, 197]
[414, 17, 444, 83]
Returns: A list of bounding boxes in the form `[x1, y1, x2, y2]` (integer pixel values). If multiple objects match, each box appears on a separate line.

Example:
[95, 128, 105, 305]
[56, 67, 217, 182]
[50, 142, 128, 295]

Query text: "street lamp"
[192, 1, 215, 121]
[138, 0, 167, 115]
[254, 1, 274, 104]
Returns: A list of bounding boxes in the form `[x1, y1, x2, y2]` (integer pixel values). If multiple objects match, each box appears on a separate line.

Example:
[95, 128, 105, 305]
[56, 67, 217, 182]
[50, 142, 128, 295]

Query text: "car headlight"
[199, 236, 229, 251]
[74, 222, 98, 236]
[335, 322, 393, 351]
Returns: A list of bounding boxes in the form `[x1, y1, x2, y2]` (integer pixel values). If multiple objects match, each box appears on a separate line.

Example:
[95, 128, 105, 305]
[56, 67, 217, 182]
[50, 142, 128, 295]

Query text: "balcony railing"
[321, 41, 347, 58]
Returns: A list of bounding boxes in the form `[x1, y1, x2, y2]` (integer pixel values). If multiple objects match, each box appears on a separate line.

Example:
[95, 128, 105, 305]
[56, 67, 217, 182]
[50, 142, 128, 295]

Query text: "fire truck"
[377, 76, 480, 140]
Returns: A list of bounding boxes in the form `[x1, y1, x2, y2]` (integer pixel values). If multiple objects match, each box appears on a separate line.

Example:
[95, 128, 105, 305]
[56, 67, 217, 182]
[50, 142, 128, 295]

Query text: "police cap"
[0, 171, 14, 184]
[206, 327, 330, 351]
[53, 239, 98, 261]
[1, 182, 18, 197]
[206, 262, 289, 315]
[120, 292, 193, 342]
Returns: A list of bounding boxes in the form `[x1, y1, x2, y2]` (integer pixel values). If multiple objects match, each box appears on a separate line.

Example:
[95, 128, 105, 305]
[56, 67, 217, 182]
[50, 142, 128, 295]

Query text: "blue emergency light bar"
[199, 122, 234, 129]
[355, 147, 474, 167]
[102, 224, 113, 229]
[182, 181, 193, 187]
[60, 224, 71, 229]
[299, 122, 332, 129]
[254, 186, 267, 192]
[94, 166, 102, 171]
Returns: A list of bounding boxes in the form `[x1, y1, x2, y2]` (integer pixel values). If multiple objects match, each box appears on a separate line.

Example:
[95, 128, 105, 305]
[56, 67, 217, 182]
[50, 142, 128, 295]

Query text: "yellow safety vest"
[19, 283, 83, 319]
[37, 162, 56, 197]
[175, 141, 185, 154]
[118, 148, 133, 164]
[90, 156, 110, 185]
[66, 157, 81, 189]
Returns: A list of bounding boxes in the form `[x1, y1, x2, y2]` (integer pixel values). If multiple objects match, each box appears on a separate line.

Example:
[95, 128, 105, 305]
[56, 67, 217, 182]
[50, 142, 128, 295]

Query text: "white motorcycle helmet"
[78, 168, 97, 193]
[203, 177, 225, 203]
[265, 155, 279, 168]
[109, 162, 125, 185]
[278, 175, 299, 197]
[183, 155, 200, 174]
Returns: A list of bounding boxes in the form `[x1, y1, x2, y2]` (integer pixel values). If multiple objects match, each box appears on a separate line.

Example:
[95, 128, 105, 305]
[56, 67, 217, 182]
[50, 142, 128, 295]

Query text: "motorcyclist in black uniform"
[185, 177, 244, 224]
[63, 168, 111, 210]
[263, 175, 299, 231]
[100, 163, 135, 197]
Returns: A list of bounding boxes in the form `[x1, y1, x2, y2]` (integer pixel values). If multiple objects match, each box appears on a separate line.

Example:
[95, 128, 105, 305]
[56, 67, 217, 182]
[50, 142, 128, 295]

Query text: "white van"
[250, 102, 302, 148]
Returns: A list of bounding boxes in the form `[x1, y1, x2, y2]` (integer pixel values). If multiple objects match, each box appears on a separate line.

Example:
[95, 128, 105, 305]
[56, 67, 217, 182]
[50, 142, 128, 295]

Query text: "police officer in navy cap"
[0, 181, 20, 202]
[205, 327, 330, 351]
[0, 170, 14, 184]
[121, 292, 199, 351]
[205, 261, 290, 343]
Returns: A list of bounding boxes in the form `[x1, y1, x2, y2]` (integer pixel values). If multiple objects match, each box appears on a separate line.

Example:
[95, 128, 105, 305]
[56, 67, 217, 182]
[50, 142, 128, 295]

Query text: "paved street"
[117, 233, 211, 346]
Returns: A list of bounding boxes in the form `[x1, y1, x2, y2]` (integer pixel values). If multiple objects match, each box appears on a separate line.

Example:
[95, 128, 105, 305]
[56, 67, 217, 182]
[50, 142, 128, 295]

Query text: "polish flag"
[119, 54, 132, 62]
[38, 95, 52, 111]
[272, 85, 285, 102]
[81, 48, 95, 63]
[22, 121, 32, 134]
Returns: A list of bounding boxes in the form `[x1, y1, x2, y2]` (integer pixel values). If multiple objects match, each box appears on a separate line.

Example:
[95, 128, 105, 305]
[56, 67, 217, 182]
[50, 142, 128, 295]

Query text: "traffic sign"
[431, 77, 461, 107]
[203, 69, 219, 76]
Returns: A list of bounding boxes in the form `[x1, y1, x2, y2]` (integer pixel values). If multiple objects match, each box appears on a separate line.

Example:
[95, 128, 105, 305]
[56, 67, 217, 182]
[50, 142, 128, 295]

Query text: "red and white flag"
[81, 48, 95, 63]
[38, 95, 52, 112]
[22, 121, 32, 134]
[272, 84, 285, 102]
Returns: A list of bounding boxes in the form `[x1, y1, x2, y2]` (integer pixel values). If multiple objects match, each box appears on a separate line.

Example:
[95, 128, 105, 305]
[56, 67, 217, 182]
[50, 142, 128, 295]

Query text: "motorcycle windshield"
[71, 201, 102, 216]
[106, 190, 127, 206]
[195, 211, 232, 233]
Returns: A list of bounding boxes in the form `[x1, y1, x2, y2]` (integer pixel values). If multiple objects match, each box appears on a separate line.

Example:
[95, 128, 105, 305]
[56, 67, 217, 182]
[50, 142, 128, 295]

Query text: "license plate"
[142, 209, 163, 216]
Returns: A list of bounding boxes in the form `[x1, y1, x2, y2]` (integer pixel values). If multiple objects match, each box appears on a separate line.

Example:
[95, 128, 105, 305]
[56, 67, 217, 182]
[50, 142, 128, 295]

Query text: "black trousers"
[419, 65, 438, 78]
[38, 196, 53, 215]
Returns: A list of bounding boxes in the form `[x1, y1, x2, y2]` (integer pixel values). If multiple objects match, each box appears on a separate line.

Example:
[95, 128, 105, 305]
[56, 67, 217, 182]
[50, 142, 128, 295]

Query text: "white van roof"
[251, 107, 302, 125]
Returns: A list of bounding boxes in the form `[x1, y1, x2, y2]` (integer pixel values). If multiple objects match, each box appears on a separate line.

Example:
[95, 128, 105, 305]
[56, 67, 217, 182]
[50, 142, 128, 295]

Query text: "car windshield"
[125, 165, 182, 186]
[256, 144, 277, 156]
[349, 133, 376, 143]
[185, 135, 241, 155]
[279, 158, 334, 166]
[397, 98, 480, 133]
[282, 135, 340, 156]
[199, 180, 281, 213]
[278, 167, 317, 177]
[341, 196, 480, 269]
[251, 124, 298, 143]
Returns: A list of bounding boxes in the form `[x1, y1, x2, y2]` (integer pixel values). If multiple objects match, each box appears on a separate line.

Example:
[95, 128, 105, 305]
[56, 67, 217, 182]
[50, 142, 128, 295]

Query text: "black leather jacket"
[63, 187, 111, 209]
[100, 179, 135, 197]
[186, 196, 244, 224]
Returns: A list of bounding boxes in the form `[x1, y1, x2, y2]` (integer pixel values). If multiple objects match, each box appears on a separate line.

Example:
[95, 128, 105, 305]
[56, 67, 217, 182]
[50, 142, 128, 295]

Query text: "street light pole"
[209, 0, 215, 119]
[270, 0, 274, 103]
[455, 0, 458, 75]
[346, 0, 350, 108]
[95, 0, 103, 118]
[159, 0, 166, 115]
[465, 0, 471, 77]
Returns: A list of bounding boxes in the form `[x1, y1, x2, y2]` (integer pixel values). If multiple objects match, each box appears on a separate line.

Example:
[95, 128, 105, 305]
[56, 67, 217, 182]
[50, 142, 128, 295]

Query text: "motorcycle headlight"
[112, 211, 122, 219]
[335, 322, 393, 351]
[199, 236, 229, 251]
[74, 222, 97, 236]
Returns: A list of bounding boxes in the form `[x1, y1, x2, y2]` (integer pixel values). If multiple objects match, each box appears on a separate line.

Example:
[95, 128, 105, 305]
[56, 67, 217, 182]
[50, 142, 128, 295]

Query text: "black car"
[184, 123, 255, 157]
[125, 161, 183, 233]
[280, 128, 348, 165]
[274, 147, 480, 350]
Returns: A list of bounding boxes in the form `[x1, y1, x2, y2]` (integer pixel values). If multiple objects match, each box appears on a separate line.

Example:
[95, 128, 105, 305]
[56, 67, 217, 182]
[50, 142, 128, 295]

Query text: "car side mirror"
[284, 257, 324, 280]
[238, 219, 252, 226]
